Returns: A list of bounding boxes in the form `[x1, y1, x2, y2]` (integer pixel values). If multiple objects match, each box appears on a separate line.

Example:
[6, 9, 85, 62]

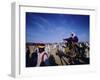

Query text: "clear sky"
[26, 12, 89, 43]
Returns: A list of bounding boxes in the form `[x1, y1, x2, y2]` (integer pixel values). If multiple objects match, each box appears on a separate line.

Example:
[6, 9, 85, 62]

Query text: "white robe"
[36, 51, 48, 66]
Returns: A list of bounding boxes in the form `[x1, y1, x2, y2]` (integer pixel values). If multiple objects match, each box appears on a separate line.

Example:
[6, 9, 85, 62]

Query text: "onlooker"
[36, 44, 50, 66]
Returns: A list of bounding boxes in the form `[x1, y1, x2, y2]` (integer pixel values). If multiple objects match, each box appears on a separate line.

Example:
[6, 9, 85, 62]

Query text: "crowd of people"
[26, 33, 89, 67]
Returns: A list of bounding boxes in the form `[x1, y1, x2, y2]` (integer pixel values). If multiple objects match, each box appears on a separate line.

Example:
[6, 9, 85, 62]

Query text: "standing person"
[36, 44, 50, 66]
[26, 47, 31, 67]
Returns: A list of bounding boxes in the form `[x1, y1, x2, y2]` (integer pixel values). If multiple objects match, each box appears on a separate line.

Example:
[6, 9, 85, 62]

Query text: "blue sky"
[26, 12, 89, 43]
